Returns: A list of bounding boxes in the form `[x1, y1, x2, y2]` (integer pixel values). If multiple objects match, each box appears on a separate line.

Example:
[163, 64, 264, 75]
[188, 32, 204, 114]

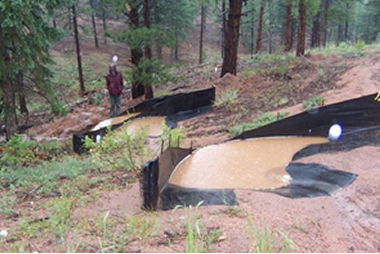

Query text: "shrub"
[85, 126, 151, 175]
[161, 124, 187, 148]
[355, 40, 366, 51]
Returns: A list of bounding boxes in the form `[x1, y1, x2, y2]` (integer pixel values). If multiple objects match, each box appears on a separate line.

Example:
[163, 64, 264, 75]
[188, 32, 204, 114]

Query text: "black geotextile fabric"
[293, 127, 380, 160]
[141, 158, 159, 210]
[262, 163, 357, 198]
[141, 147, 238, 210]
[141, 147, 192, 210]
[234, 92, 380, 140]
[160, 186, 238, 210]
[126, 87, 215, 117]
[72, 87, 215, 154]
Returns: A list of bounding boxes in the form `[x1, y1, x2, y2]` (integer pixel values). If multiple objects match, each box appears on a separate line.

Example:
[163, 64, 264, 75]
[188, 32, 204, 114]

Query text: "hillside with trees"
[1, 0, 380, 252]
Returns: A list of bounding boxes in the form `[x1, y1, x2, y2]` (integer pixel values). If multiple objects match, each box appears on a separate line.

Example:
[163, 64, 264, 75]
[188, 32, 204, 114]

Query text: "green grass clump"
[0, 134, 70, 169]
[242, 53, 295, 77]
[309, 41, 368, 58]
[228, 112, 288, 137]
[182, 202, 221, 253]
[302, 95, 324, 111]
[247, 214, 295, 253]
[19, 196, 73, 242]
[0, 156, 97, 195]
[214, 88, 239, 108]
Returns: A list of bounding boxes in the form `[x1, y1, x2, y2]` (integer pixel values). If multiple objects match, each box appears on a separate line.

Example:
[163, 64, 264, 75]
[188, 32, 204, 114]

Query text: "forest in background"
[1, 1, 380, 252]
[1, 0, 380, 140]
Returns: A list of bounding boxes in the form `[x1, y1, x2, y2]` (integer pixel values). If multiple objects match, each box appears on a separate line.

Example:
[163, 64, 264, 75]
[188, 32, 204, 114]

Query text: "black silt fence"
[148, 93, 380, 209]
[235, 92, 380, 139]
[72, 87, 216, 154]
[141, 147, 192, 210]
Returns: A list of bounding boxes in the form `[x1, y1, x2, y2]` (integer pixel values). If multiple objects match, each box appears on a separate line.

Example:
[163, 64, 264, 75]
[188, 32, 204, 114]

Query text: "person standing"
[106, 65, 124, 118]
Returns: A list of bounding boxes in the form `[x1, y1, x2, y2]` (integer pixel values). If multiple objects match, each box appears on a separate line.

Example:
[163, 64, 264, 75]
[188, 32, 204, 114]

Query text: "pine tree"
[285, 0, 293, 52]
[296, 0, 306, 56]
[72, 3, 86, 93]
[89, 0, 100, 48]
[221, 0, 243, 77]
[143, 0, 153, 99]
[0, 0, 72, 140]
[255, 0, 265, 54]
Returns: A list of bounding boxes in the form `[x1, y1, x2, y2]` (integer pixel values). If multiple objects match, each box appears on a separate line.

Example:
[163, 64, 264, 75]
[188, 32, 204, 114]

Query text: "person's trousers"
[109, 95, 121, 118]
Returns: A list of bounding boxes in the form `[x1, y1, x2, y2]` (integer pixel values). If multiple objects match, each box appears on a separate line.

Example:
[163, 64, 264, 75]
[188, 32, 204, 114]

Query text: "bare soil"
[1, 32, 380, 251]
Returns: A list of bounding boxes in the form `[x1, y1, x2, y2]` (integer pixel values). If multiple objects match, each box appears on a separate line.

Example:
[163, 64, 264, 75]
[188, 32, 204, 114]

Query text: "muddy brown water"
[90, 113, 140, 131]
[169, 137, 327, 190]
[90, 114, 166, 137]
[123, 117, 166, 137]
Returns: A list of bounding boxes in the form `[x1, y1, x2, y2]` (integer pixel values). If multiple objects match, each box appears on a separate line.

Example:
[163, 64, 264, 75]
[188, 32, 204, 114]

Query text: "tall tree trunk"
[320, 0, 329, 47]
[18, 93, 28, 116]
[53, 19, 57, 28]
[344, 2, 349, 42]
[267, 0, 273, 54]
[255, 0, 265, 54]
[2, 79, 17, 140]
[72, 5, 85, 92]
[296, 0, 306, 57]
[291, 17, 296, 49]
[199, 5, 206, 64]
[174, 39, 179, 60]
[0, 28, 17, 140]
[220, 0, 243, 77]
[344, 20, 349, 42]
[285, 0, 292, 52]
[102, 6, 107, 45]
[250, 5, 255, 58]
[90, 0, 99, 48]
[129, 4, 144, 99]
[68, 7, 72, 30]
[154, 2, 162, 60]
[337, 24, 342, 45]
[222, 0, 226, 58]
[143, 0, 154, 99]
[311, 11, 321, 48]
[16, 75, 28, 116]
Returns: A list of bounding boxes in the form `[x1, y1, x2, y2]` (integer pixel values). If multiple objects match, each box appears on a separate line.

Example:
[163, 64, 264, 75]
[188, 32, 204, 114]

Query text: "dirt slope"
[45, 53, 380, 252]
[3, 50, 380, 252]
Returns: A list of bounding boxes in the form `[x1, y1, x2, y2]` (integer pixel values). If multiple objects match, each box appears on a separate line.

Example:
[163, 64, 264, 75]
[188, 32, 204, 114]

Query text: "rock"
[0, 230, 8, 237]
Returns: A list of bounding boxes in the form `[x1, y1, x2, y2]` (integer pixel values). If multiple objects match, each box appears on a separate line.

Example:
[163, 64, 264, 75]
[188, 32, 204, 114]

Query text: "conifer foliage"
[0, 0, 73, 140]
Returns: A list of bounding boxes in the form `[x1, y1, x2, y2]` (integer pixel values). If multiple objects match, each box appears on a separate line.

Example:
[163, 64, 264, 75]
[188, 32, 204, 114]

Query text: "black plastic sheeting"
[293, 127, 380, 160]
[263, 163, 357, 198]
[142, 93, 380, 210]
[72, 87, 215, 154]
[141, 147, 238, 210]
[160, 186, 238, 210]
[141, 147, 192, 210]
[127, 87, 215, 117]
[234, 92, 380, 140]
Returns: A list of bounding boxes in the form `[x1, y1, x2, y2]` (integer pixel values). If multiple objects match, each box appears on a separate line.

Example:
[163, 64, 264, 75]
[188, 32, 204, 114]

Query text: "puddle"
[123, 117, 166, 137]
[168, 137, 327, 190]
